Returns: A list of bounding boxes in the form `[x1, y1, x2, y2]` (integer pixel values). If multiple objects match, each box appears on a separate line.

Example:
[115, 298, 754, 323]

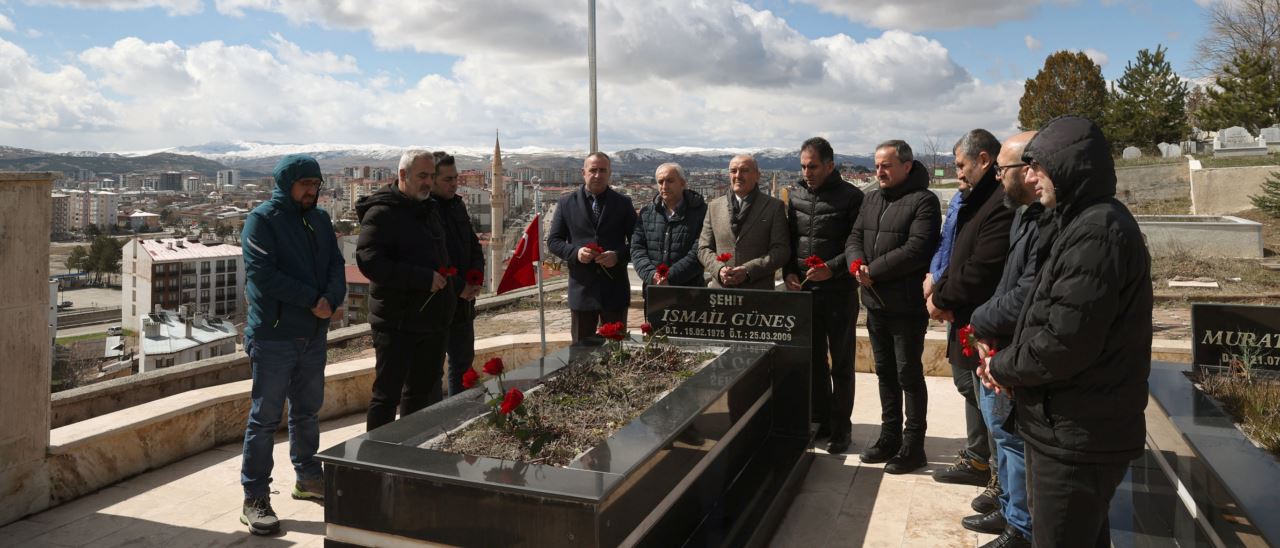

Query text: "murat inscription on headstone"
[1191, 303, 1280, 376]
[1122, 146, 1142, 160]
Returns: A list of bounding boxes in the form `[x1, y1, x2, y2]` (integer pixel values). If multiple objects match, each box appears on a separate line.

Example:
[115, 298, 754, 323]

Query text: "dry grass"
[1150, 250, 1280, 295]
[1130, 196, 1192, 216]
[1233, 208, 1280, 256]
[434, 341, 709, 466]
[1198, 373, 1280, 456]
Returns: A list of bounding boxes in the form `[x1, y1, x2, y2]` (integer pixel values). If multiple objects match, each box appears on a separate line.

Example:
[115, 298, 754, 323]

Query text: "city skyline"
[3, 1, 1212, 153]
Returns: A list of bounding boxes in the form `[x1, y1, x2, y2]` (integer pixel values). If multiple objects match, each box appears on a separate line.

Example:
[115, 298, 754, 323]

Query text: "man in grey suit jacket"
[698, 155, 789, 290]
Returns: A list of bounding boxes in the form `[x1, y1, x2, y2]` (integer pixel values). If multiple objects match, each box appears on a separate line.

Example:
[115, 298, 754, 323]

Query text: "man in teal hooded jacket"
[238, 154, 346, 535]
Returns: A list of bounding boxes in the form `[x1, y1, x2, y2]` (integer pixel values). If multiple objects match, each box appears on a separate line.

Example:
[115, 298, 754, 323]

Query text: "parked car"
[58, 301, 73, 309]
[107, 326, 123, 336]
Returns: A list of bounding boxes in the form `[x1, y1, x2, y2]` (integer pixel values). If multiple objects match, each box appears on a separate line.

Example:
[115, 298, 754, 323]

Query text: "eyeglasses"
[995, 162, 1027, 175]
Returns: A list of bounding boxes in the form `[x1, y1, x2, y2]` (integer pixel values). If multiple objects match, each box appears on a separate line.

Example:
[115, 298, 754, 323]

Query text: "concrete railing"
[50, 281, 571, 428]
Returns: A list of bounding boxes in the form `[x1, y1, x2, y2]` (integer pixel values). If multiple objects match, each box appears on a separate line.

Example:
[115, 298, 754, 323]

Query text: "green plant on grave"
[1249, 171, 1280, 219]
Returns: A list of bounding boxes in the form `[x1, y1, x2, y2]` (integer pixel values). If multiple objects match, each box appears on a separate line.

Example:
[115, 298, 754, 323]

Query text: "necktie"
[591, 195, 602, 225]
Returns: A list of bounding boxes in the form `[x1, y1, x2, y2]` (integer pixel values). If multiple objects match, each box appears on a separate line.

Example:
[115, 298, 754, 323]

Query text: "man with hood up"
[845, 140, 941, 474]
[239, 153, 346, 535]
[783, 137, 864, 455]
[980, 116, 1152, 547]
[356, 150, 456, 430]
[632, 162, 708, 289]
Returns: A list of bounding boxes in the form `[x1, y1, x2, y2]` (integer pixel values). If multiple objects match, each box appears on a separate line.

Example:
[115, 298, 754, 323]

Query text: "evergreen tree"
[1019, 51, 1109, 130]
[1196, 51, 1280, 133]
[65, 246, 87, 273]
[1105, 46, 1189, 149]
[1251, 171, 1280, 218]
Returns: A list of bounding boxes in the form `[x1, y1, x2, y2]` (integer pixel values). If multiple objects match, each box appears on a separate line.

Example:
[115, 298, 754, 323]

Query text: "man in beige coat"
[698, 154, 790, 290]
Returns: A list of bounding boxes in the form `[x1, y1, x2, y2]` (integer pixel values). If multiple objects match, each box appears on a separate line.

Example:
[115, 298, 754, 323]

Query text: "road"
[57, 321, 121, 338]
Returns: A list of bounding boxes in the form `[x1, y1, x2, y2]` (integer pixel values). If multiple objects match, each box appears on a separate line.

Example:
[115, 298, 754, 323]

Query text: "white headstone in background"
[1159, 142, 1182, 158]
[1181, 140, 1200, 155]
[1214, 127, 1268, 157]
[1122, 146, 1142, 160]
[1259, 126, 1280, 144]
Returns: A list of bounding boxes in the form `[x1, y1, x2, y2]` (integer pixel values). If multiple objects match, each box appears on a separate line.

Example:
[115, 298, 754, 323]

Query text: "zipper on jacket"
[872, 199, 891, 254]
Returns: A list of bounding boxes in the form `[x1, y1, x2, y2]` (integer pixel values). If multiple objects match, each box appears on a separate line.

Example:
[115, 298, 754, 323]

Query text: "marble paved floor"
[1, 373, 994, 547]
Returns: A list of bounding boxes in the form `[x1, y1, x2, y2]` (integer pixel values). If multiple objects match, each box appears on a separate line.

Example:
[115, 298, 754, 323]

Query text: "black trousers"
[570, 308, 628, 346]
[865, 311, 929, 443]
[810, 289, 859, 437]
[1025, 445, 1129, 548]
[948, 322, 991, 462]
[366, 327, 448, 431]
[445, 299, 476, 396]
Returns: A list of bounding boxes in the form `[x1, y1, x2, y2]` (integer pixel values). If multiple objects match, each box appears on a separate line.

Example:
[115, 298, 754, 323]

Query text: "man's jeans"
[865, 311, 930, 443]
[978, 382, 1031, 538]
[240, 335, 327, 500]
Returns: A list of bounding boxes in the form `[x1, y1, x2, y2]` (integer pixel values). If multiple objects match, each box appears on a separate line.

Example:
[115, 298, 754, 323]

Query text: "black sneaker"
[883, 443, 926, 474]
[980, 525, 1032, 548]
[292, 477, 324, 501]
[240, 496, 279, 535]
[962, 509, 1007, 535]
[858, 434, 901, 464]
[932, 450, 991, 486]
[826, 433, 851, 455]
[971, 473, 1002, 513]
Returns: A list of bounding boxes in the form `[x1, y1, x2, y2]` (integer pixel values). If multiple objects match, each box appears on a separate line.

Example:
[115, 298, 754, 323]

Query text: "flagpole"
[535, 211, 547, 359]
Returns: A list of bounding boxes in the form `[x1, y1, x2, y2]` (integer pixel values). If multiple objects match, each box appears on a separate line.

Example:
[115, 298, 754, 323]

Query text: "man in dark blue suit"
[547, 152, 637, 344]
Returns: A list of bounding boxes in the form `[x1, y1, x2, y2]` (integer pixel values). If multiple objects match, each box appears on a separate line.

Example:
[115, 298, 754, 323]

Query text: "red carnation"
[584, 242, 605, 253]
[465, 269, 484, 286]
[804, 255, 826, 269]
[499, 387, 524, 414]
[597, 321, 627, 341]
[483, 357, 504, 376]
[716, 252, 733, 263]
[461, 368, 479, 389]
[438, 265, 458, 277]
[962, 346, 975, 358]
[849, 258, 864, 276]
[640, 322, 653, 335]
[655, 263, 670, 277]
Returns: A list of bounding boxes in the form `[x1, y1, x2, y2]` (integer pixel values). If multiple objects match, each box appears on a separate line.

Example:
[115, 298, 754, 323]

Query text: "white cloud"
[0, 37, 120, 141]
[27, 28, 44, 38]
[23, 0, 202, 16]
[1024, 35, 1042, 50]
[0, 14, 14, 32]
[1, 1, 1029, 153]
[1082, 48, 1109, 66]
[265, 33, 359, 74]
[794, 0, 1042, 31]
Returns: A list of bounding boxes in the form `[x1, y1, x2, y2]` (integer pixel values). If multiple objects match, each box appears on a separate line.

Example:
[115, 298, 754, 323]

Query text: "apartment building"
[121, 236, 245, 328]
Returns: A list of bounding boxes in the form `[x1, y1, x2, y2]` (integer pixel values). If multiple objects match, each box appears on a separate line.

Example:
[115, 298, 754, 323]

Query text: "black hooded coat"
[988, 116, 1153, 463]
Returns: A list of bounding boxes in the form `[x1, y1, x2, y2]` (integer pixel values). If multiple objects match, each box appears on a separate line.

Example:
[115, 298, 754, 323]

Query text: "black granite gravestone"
[643, 285, 813, 545]
[317, 286, 813, 547]
[1191, 303, 1280, 376]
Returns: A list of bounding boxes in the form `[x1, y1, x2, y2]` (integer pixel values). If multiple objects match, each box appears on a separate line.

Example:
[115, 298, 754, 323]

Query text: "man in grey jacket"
[963, 131, 1038, 548]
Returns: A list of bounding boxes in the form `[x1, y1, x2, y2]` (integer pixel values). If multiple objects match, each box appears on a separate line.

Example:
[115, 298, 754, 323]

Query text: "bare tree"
[921, 134, 947, 184]
[1193, 0, 1280, 79]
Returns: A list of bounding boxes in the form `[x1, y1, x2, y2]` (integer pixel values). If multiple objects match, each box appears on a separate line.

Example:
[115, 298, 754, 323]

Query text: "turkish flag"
[496, 214, 541, 295]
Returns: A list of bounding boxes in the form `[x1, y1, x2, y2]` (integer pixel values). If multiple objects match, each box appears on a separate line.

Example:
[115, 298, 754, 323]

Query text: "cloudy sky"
[0, 0, 1212, 154]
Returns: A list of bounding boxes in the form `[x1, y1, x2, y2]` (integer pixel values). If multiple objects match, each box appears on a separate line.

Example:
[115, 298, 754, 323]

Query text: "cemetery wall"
[1115, 162, 1190, 204]
[1191, 165, 1276, 215]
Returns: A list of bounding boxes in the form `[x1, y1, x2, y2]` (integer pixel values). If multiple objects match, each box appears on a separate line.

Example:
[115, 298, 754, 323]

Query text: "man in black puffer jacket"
[980, 116, 1152, 548]
[632, 162, 708, 289]
[845, 140, 941, 474]
[431, 152, 485, 396]
[783, 137, 863, 455]
[356, 150, 457, 431]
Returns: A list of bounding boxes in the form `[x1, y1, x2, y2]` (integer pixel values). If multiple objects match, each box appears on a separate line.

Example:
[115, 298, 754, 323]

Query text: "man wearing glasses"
[980, 117, 1152, 547]
[928, 129, 1013, 495]
[239, 154, 347, 535]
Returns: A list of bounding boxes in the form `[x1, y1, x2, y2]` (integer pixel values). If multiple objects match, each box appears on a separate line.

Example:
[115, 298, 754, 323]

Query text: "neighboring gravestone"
[1192, 303, 1280, 377]
[1159, 142, 1182, 158]
[1122, 146, 1143, 160]
[1260, 126, 1280, 146]
[1214, 126, 1268, 157]
[1181, 140, 1202, 155]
